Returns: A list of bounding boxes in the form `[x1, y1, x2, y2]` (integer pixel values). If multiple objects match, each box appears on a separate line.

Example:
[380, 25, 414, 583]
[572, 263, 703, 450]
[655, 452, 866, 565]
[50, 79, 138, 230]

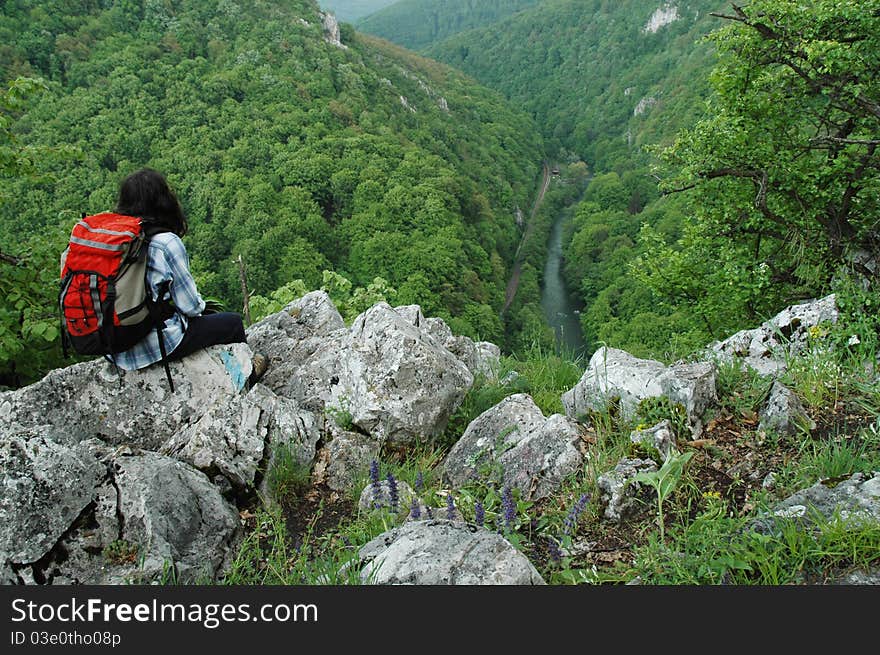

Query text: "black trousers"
[167, 312, 246, 361]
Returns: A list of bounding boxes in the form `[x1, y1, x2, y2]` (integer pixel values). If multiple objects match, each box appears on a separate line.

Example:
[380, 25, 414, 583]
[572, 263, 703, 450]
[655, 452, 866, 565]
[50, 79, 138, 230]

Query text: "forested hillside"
[422, 0, 723, 169]
[319, 0, 397, 22]
[0, 0, 545, 386]
[366, 0, 879, 365]
[357, 0, 541, 53]
[396, 0, 724, 358]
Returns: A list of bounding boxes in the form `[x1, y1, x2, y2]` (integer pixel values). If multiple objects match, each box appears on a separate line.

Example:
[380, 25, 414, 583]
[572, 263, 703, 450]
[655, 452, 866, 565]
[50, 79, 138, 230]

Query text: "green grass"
[624, 498, 880, 585]
[265, 442, 313, 504]
[219, 293, 880, 586]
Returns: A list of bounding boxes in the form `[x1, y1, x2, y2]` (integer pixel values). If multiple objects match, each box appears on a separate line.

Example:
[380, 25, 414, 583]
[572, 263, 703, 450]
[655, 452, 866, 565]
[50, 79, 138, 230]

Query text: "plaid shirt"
[111, 232, 205, 371]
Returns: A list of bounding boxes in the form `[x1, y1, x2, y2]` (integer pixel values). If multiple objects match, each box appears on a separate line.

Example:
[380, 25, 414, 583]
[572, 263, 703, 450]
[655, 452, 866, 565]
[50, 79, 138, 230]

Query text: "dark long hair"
[115, 168, 188, 236]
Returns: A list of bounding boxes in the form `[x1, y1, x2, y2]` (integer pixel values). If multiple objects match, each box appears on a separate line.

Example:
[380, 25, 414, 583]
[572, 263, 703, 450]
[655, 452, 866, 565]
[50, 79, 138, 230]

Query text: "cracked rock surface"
[357, 519, 545, 585]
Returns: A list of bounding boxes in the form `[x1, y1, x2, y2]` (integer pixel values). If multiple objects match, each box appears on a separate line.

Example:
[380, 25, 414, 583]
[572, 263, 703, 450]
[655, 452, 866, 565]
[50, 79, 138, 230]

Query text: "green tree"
[645, 0, 880, 332]
[0, 77, 71, 387]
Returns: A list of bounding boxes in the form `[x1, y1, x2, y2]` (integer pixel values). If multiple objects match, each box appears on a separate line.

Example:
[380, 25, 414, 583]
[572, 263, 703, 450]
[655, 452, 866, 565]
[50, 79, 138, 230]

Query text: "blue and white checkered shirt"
[111, 232, 205, 371]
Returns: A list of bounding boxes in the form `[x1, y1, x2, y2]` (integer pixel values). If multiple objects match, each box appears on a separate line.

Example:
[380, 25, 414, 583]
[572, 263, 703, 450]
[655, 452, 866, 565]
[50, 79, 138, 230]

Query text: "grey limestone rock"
[758, 381, 816, 437]
[752, 471, 880, 535]
[0, 428, 105, 566]
[318, 427, 380, 493]
[442, 393, 585, 501]
[357, 519, 545, 585]
[562, 347, 716, 435]
[270, 302, 473, 445]
[710, 294, 838, 376]
[57, 452, 240, 584]
[397, 307, 501, 382]
[245, 290, 346, 391]
[0, 343, 254, 451]
[597, 458, 658, 522]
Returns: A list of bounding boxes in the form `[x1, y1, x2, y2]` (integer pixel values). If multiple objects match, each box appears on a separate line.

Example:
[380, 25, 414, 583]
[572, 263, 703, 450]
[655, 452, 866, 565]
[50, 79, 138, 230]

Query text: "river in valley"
[541, 208, 587, 360]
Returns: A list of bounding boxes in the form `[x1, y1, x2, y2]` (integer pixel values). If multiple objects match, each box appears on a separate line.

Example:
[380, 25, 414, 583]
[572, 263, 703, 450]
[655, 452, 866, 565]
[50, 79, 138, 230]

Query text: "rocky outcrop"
[320, 11, 347, 48]
[1, 293, 494, 584]
[643, 5, 680, 34]
[0, 344, 255, 450]
[0, 345, 264, 584]
[0, 429, 105, 567]
[709, 294, 838, 376]
[255, 299, 473, 445]
[66, 451, 240, 585]
[562, 346, 716, 435]
[357, 520, 545, 585]
[633, 96, 657, 116]
[442, 394, 586, 501]
[398, 307, 501, 382]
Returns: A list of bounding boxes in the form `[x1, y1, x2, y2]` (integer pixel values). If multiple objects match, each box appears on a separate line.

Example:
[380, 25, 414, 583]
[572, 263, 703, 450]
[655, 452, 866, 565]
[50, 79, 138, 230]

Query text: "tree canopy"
[639, 0, 880, 336]
[0, 0, 546, 386]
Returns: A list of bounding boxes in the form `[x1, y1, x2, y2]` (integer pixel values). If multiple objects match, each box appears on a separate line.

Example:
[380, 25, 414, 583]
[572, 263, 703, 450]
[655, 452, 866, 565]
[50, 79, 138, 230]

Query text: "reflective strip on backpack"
[89, 274, 104, 328]
[69, 236, 128, 252]
[76, 220, 138, 239]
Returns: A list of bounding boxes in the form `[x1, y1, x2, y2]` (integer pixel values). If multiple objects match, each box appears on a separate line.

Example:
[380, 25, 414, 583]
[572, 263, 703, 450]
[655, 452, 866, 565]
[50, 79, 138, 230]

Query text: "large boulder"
[50, 452, 241, 584]
[0, 428, 105, 567]
[0, 343, 255, 450]
[160, 382, 321, 494]
[396, 306, 501, 381]
[264, 302, 473, 444]
[245, 290, 346, 391]
[357, 520, 545, 584]
[562, 347, 716, 434]
[443, 394, 585, 500]
[710, 294, 838, 376]
[0, 343, 269, 584]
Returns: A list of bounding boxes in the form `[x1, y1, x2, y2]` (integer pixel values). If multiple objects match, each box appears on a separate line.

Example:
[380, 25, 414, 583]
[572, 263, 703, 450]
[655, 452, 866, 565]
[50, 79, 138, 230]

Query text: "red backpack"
[59, 212, 175, 389]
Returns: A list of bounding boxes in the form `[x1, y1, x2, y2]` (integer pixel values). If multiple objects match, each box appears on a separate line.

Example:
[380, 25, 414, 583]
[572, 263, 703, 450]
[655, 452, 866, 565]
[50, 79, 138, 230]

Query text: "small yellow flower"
[702, 490, 721, 499]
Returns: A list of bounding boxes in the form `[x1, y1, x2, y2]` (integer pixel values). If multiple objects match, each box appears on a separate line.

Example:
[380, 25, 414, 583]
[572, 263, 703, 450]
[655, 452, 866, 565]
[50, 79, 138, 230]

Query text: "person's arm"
[157, 234, 206, 317]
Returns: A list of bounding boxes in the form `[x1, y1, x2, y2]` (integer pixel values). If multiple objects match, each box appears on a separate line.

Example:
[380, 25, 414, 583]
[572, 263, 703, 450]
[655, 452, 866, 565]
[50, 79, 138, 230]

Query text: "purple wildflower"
[410, 497, 421, 520]
[446, 494, 456, 520]
[474, 501, 485, 527]
[501, 485, 515, 532]
[562, 493, 590, 536]
[386, 472, 399, 512]
[415, 471, 424, 492]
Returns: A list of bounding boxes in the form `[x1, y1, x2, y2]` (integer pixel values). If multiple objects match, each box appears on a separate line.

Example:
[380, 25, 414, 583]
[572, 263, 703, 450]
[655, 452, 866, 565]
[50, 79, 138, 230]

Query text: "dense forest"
[0, 0, 546, 386]
[357, 0, 541, 53]
[2, 0, 878, 388]
[318, 0, 396, 22]
[400, 0, 728, 358]
[352, 0, 879, 364]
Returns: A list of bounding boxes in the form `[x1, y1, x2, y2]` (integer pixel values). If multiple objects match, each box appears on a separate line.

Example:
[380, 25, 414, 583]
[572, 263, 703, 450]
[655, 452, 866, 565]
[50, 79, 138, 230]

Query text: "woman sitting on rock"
[110, 167, 267, 381]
